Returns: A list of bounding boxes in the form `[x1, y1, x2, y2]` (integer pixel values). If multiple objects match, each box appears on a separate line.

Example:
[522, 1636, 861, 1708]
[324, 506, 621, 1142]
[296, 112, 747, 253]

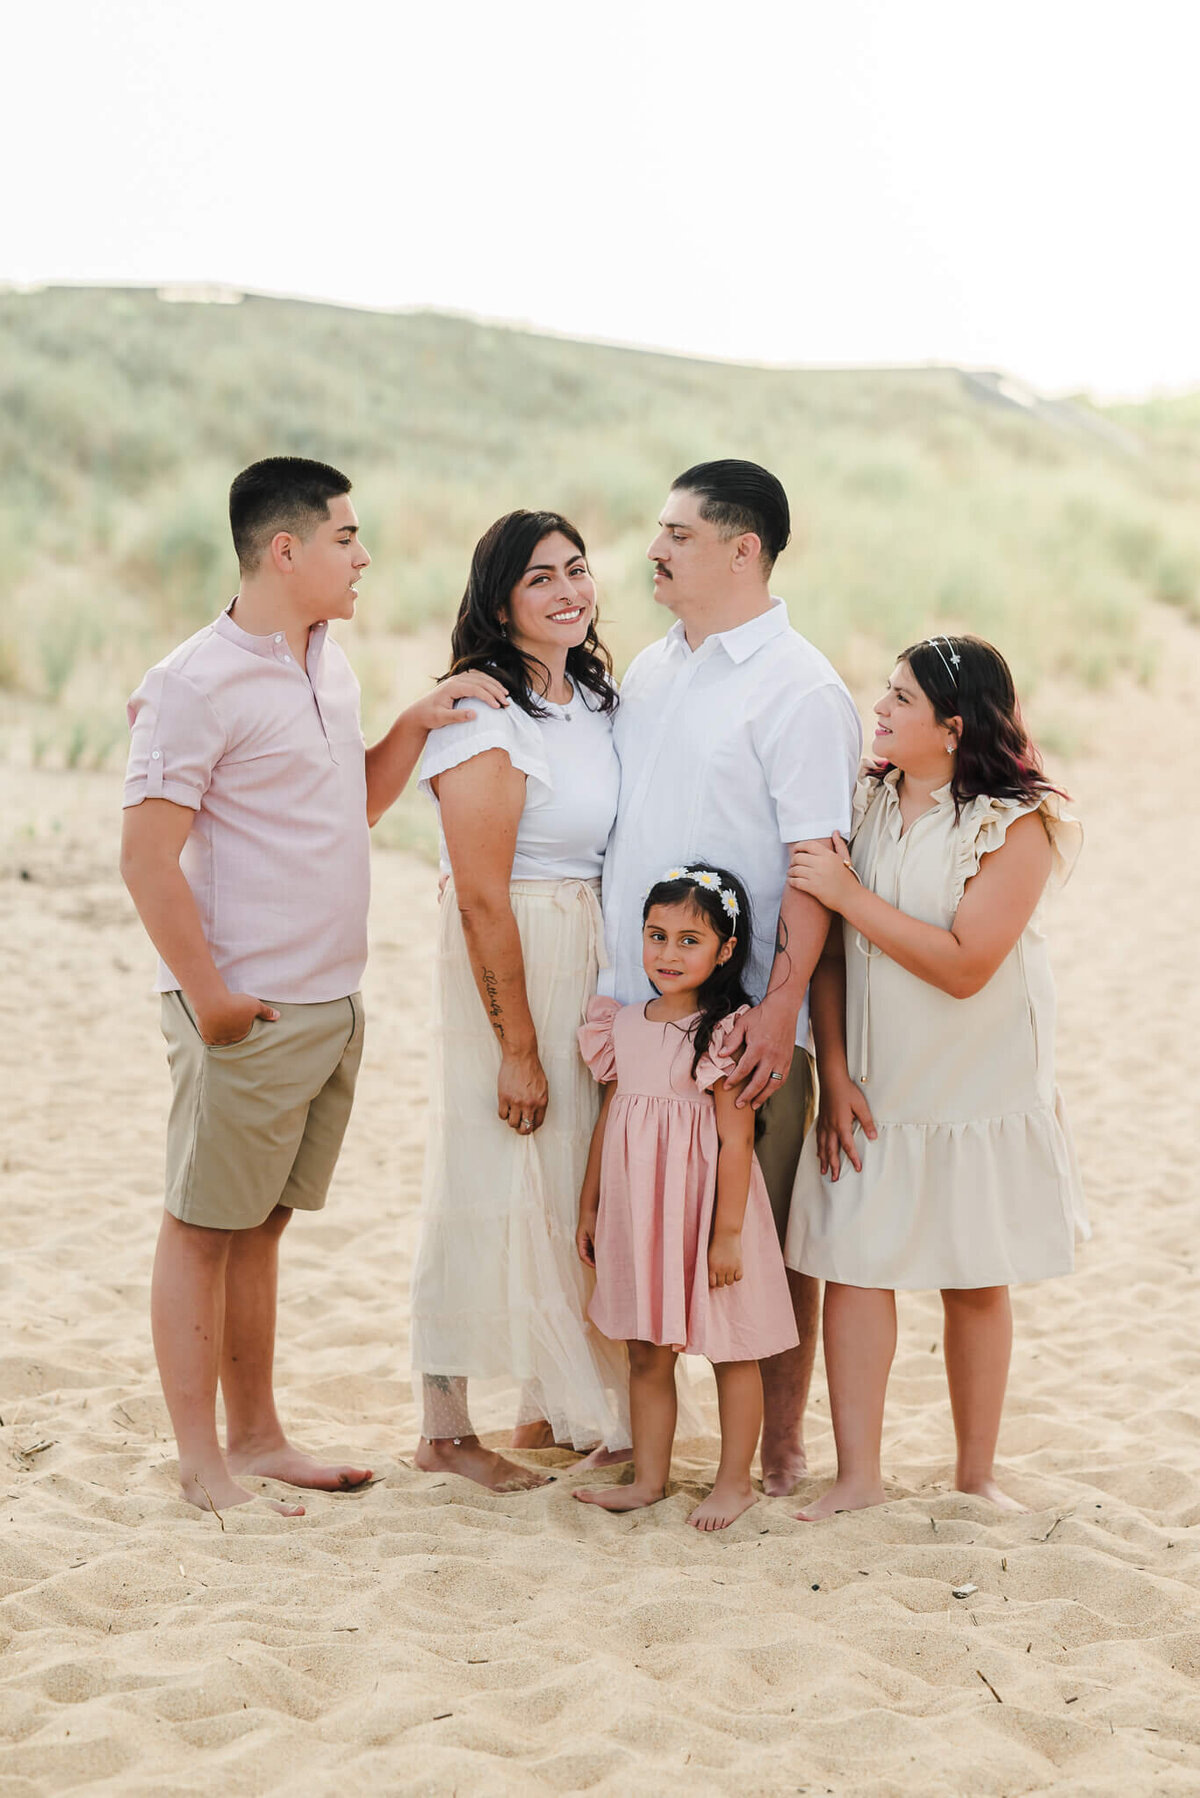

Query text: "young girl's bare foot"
[573, 1481, 665, 1512]
[573, 1443, 634, 1472]
[415, 1435, 551, 1492]
[689, 1481, 757, 1531]
[795, 1476, 885, 1521]
[181, 1467, 305, 1518]
[957, 1475, 1026, 1513]
[227, 1441, 372, 1491]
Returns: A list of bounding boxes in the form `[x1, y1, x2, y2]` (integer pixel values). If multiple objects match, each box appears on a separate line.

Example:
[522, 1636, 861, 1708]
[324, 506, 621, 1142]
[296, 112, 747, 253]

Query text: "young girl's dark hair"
[874, 634, 1067, 816]
[642, 864, 755, 1079]
[444, 509, 617, 720]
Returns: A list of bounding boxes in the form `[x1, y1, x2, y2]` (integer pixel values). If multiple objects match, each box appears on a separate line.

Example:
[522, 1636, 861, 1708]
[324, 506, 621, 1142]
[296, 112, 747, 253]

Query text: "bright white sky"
[4, 0, 1197, 397]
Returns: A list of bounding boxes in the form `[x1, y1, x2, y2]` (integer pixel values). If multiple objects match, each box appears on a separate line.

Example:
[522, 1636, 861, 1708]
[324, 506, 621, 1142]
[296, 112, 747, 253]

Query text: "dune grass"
[2, 285, 1197, 791]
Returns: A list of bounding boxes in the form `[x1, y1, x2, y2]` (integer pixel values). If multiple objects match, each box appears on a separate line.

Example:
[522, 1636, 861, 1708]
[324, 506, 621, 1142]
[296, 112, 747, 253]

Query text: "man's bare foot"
[794, 1476, 885, 1521]
[957, 1476, 1027, 1513]
[573, 1443, 634, 1472]
[689, 1481, 757, 1531]
[573, 1481, 666, 1512]
[227, 1442, 372, 1492]
[760, 1439, 808, 1497]
[415, 1435, 551, 1492]
[180, 1467, 305, 1518]
[511, 1419, 556, 1450]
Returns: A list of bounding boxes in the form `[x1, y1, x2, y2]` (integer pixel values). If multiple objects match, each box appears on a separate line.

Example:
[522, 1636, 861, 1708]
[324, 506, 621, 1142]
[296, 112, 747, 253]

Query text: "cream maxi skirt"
[410, 878, 630, 1451]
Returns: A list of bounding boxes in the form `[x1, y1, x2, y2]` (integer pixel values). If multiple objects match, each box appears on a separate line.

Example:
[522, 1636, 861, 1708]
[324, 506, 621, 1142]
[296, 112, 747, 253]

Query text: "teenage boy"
[122, 456, 505, 1514]
[600, 459, 861, 1496]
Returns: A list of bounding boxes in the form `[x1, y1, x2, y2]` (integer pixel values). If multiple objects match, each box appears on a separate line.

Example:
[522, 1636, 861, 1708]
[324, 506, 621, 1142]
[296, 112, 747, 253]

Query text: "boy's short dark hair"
[229, 457, 352, 571]
[672, 458, 791, 570]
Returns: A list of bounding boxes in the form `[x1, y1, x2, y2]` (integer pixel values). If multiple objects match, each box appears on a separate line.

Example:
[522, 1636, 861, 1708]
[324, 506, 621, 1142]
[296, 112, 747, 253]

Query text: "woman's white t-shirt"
[418, 682, 620, 880]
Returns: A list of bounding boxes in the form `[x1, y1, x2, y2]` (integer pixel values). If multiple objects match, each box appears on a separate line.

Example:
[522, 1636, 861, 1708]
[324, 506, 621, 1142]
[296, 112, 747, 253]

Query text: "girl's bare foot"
[689, 1481, 757, 1531]
[573, 1443, 634, 1472]
[957, 1475, 1026, 1513]
[794, 1476, 885, 1521]
[511, 1419, 556, 1450]
[180, 1467, 305, 1518]
[573, 1481, 665, 1512]
[227, 1441, 372, 1491]
[415, 1435, 551, 1492]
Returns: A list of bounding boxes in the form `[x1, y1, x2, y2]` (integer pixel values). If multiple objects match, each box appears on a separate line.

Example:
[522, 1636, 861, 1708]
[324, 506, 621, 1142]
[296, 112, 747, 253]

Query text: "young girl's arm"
[576, 1082, 616, 1268]
[789, 813, 1052, 999]
[708, 1078, 756, 1287]
[809, 918, 877, 1180]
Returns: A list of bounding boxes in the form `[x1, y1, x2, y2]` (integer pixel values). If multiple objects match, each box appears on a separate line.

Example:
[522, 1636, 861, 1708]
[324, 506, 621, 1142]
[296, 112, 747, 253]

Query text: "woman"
[784, 635, 1086, 1518]
[410, 510, 629, 1490]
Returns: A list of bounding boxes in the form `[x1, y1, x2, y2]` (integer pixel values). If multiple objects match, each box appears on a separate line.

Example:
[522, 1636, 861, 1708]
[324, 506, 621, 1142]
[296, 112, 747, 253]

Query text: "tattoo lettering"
[481, 966, 505, 1040]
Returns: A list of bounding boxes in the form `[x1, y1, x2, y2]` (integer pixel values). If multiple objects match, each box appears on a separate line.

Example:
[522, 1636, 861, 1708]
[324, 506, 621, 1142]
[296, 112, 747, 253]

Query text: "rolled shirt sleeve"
[752, 680, 862, 845]
[124, 666, 228, 811]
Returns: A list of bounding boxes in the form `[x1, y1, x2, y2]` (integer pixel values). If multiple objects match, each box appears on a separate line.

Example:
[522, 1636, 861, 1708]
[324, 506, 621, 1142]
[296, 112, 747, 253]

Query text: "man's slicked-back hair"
[672, 458, 791, 570]
[229, 456, 352, 572]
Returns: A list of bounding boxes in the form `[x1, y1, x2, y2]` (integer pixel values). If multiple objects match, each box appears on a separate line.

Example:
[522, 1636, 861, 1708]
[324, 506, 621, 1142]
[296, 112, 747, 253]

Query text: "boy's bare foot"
[415, 1435, 551, 1492]
[573, 1481, 666, 1512]
[689, 1480, 757, 1531]
[226, 1441, 372, 1491]
[180, 1467, 305, 1518]
[760, 1420, 807, 1496]
[573, 1443, 634, 1472]
[957, 1476, 1027, 1513]
[794, 1476, 885, 1521]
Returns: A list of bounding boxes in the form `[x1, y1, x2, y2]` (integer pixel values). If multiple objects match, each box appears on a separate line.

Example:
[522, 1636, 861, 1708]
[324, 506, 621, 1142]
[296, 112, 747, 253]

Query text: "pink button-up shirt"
[124, 607, 369, 1003]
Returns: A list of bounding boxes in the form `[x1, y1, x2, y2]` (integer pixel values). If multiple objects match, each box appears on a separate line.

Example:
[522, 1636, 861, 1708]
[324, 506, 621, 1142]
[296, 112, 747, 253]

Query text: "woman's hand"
[708, 1228, 744, 1289]
[576, 1208, 598, 1268]
[788, 832, 859, 913]
[816, 1070, 877, 1181]
[498, 1048, 549, 1135]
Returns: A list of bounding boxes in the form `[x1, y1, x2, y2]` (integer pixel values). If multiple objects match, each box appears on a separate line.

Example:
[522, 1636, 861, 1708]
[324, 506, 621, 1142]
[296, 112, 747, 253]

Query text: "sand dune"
[1, 608, 1197, 1796]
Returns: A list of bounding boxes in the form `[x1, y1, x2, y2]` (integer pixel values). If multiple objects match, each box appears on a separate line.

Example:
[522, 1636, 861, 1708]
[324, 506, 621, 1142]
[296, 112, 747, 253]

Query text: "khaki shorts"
[160, 991, 364, 1231]
[755, 1048, 817, 1244]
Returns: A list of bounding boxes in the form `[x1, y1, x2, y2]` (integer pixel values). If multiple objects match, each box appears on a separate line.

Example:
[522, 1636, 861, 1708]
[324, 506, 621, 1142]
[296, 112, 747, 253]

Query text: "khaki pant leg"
[755, 1049, 816, 1246]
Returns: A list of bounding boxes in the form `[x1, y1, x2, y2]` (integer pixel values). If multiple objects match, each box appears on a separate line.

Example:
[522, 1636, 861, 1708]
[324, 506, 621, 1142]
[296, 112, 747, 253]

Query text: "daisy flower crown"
[647, 866, 740, 924]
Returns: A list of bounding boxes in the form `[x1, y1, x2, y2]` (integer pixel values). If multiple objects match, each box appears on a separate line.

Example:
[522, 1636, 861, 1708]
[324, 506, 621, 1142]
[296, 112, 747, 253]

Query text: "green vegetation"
[2, 286, 1198, 817]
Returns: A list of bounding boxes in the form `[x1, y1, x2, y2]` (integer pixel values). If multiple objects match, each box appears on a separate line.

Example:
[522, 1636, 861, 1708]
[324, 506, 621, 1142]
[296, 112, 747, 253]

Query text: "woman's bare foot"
[573, 1443, 635, 1472]
[180, 1467, 305, 1518]
[794, 1476, 885, 1521]
[689, 1481, 757, 1531]
[573, 1481, 665, 1512]
[227, 1441, 372, 1491]
[415, 1435, 551, 1492]
[511, 1419, 556, 1450]
[957, 1475, 1027, 1513]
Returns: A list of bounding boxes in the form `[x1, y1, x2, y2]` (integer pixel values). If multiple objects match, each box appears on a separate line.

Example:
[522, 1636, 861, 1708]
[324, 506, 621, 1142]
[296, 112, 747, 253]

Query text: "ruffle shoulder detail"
[417, 698, 552, 804]
[694, 1004, 751, 1094]
[951, 791, 1083, 912]
[850, 763, 888, 841]
[577, 996, 622, 1084]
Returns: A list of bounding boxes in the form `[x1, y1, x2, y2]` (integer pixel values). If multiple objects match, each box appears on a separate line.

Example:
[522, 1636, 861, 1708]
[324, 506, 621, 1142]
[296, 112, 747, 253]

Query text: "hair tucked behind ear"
[641, 864, 755, 1078]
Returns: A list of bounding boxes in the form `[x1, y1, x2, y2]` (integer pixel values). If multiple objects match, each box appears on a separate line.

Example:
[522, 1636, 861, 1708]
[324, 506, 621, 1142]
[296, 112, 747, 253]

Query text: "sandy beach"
[1, 606, 1198, 1798]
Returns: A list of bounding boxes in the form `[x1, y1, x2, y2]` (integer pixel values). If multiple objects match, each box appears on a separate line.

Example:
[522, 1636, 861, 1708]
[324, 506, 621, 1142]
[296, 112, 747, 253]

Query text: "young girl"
[785, 635, 1086, 1520]
[573, 866, 800, 1530]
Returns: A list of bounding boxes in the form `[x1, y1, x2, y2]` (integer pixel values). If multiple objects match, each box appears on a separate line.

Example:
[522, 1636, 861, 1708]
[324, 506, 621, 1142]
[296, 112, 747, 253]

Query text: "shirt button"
[151, 749, 161, 760]
[274, 633, 284, 643]
[283, 654, 292, 663]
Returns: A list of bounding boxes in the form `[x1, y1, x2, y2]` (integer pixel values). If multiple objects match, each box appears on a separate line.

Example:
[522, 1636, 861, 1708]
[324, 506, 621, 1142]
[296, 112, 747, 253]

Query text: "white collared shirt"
[600, 599, 862, 1044]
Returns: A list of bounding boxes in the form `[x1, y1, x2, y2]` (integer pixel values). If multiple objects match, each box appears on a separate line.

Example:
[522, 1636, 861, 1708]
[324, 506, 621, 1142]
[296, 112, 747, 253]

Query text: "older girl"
[785, 635, 1085, 1518]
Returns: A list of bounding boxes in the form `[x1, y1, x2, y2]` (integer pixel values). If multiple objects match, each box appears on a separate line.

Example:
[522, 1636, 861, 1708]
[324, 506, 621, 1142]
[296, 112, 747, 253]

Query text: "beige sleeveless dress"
[786, 770, 1088, 1290]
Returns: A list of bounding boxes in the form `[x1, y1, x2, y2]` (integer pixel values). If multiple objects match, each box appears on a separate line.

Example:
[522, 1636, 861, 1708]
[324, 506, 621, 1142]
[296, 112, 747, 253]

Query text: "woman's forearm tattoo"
[481, 966, 504, 1040]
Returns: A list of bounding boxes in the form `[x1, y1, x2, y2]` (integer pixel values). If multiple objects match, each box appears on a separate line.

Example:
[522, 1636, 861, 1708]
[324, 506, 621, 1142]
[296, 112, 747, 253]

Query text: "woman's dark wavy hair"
[642, 864, 755, 1080]
[444, 510, 616, 719]
[872, 634, 1067, 816]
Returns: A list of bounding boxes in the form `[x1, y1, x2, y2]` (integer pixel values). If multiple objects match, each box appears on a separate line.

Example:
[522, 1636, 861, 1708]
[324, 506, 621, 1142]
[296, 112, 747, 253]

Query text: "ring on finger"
[769, 1071, 783, 1082]
[519, 1116, 532, 1130]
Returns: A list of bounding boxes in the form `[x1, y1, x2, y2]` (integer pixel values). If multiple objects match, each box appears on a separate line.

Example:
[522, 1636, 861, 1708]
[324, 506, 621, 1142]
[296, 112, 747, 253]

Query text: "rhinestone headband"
[925, 635, 961, 685]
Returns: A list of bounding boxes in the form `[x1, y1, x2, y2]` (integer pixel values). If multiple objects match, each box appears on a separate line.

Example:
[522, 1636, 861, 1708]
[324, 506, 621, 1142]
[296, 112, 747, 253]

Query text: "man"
[121, 456, 505, 1515]
[600, 459, 861, 1495]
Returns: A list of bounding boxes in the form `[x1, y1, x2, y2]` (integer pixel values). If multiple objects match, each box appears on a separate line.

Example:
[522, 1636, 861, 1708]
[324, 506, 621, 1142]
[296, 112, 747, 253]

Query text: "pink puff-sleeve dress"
[578, 998, 799, 1363]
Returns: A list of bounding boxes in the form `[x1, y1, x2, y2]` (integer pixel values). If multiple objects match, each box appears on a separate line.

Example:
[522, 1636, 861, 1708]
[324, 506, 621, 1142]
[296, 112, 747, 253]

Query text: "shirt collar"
[215, 601, 329, 668]
[666, 596, 790, 665]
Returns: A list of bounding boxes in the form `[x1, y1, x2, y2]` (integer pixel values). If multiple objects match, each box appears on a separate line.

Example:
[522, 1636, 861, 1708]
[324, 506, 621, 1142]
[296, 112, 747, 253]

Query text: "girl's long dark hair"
[872, 635, 1067, 815]
[642, 865, 755, 1079]
[444, 509, 616, 719]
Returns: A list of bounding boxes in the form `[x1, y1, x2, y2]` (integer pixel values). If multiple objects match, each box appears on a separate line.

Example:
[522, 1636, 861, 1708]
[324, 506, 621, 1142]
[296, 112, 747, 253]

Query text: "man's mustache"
[653, 563, 672, 579]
